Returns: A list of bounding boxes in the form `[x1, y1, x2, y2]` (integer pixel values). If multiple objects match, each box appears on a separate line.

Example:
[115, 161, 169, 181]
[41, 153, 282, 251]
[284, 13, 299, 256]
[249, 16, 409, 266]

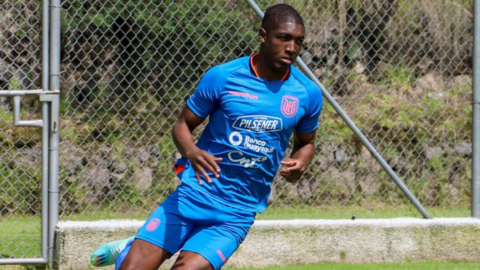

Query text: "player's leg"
[117, 238, 171, 270]
[171, 218, 254, 270]
[116, 187, 194, 270]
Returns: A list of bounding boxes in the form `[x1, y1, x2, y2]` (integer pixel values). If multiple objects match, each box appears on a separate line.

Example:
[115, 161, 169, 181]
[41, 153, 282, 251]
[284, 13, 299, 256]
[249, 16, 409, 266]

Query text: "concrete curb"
[55, 218, 480, 269]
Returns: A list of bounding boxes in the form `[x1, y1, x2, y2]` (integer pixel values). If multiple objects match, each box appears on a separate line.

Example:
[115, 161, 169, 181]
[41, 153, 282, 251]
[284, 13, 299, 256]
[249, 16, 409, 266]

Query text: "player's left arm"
[280, 130, 316, 183]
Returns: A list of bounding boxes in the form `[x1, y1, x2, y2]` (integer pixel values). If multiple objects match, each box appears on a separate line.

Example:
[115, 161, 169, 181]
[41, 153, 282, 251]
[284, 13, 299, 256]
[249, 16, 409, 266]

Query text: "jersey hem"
[182, 182, 261, 213]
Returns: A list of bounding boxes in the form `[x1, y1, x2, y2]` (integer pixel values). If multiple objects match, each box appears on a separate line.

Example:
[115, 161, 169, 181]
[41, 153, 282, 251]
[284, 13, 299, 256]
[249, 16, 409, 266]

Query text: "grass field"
[234, 262, 480, 270]
[1, 262, 480, 270]
[60, 205, 471, 221]
[0, 217, 41, 259]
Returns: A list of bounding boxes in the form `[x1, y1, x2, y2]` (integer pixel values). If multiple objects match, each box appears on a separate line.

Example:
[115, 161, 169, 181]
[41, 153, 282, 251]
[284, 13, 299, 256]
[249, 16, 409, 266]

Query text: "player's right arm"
[172, 106, 222, 185]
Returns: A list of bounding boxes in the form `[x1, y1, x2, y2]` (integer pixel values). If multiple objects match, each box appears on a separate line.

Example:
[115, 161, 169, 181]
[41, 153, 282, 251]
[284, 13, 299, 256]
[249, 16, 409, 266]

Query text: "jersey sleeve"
[296, 84, 323, 134]
[186, 66, 226, 118]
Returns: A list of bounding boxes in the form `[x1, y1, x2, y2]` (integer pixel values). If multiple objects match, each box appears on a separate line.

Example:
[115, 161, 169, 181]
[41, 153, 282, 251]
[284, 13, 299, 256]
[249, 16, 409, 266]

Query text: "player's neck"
[252, 53, 289, 82]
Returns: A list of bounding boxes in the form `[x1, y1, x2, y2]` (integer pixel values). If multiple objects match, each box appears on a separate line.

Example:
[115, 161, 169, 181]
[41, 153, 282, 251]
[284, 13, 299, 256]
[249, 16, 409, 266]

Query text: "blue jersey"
[175, 55, 323, 213]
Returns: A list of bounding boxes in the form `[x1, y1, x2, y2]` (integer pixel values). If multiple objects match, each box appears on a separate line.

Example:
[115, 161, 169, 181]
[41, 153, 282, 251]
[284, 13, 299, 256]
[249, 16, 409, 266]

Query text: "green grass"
[231, 262, 480, 270]
[1, 262, 479, 270]
[0, 217, 41, 259]
[58, 205, 471, 221]
[257, 205, 471, 220]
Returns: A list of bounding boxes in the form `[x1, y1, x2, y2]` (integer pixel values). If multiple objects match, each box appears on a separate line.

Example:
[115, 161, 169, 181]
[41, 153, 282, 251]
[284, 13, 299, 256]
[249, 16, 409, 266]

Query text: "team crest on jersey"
[281, 95, 298, 118]
[146, 218, 161, 232]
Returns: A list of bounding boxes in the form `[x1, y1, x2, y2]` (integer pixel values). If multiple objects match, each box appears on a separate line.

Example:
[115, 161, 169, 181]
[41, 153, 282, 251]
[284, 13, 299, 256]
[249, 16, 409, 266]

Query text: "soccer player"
[91, 4, 323, 270]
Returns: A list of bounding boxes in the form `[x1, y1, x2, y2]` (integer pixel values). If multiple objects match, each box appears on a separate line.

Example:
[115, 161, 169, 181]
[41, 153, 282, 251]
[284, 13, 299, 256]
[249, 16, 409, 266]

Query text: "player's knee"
[171, 252, 214, 270]
[171, 262, 214, 270]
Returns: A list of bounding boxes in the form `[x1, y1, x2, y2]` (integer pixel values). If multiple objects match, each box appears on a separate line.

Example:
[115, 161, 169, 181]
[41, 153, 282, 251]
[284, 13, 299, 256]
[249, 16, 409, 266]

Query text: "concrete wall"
[55, 218, 480, 270]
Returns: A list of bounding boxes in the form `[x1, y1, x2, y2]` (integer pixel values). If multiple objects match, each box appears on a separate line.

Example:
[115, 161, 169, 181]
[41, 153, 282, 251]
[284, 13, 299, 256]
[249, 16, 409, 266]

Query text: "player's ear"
[258, 27, 267, 43]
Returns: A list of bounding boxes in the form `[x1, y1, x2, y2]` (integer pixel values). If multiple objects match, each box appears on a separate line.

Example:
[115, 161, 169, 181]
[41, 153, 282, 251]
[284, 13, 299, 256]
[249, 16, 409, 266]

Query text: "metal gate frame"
[0, 0, 61, 267]
[0, 90, 59, 266]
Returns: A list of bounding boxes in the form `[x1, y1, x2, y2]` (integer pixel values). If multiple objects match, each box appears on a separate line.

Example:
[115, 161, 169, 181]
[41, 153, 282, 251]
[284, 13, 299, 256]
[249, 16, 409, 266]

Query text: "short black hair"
[261, 4, 304, 30]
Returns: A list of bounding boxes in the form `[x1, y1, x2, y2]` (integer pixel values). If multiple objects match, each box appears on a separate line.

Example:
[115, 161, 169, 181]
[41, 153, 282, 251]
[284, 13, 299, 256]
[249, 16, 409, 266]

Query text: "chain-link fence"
[56, 0, 474, 220]
[0, 0, 46, 260]
[0, 0, 474, 239]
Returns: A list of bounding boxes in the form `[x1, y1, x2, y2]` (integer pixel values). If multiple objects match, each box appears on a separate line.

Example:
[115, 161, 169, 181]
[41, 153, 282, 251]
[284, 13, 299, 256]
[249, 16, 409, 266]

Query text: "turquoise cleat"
[90, 236, 135, 267]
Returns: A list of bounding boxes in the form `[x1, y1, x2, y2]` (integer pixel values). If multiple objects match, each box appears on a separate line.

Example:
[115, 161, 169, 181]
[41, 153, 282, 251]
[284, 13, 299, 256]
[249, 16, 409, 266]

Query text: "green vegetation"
[0, 164, 41, 216]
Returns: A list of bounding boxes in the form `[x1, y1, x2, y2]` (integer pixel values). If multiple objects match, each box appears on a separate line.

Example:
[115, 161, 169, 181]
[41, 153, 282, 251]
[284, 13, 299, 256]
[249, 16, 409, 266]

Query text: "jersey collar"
[249, 53, 290, 82]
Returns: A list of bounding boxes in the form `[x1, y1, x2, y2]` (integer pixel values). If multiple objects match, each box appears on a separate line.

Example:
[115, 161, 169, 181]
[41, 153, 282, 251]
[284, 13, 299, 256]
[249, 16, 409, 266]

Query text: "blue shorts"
[116, 183, 256, 270]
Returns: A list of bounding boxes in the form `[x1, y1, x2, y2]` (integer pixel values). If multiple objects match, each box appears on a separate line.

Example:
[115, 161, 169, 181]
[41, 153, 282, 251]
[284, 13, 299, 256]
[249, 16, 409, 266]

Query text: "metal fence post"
[42, 0, 50, 261]
[49, 0, 62, 266]
[472, 0, 480, 218]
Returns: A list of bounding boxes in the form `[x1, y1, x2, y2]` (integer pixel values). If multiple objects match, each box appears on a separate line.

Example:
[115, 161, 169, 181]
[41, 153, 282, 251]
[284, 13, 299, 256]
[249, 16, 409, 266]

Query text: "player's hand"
[279, 158, 306, 183]
[186, 148, 222, 185]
